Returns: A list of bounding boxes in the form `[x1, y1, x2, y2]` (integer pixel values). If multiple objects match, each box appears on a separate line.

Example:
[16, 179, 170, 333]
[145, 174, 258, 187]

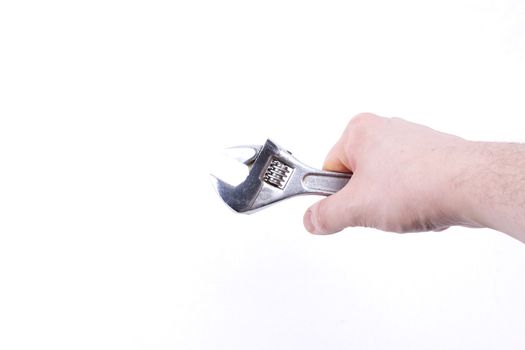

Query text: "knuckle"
[349, 113, 379, 127]
[344, 113, 382, 145]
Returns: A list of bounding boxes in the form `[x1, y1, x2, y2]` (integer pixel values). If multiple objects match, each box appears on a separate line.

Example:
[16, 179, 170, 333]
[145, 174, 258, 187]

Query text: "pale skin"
[303, 113, 525, 243]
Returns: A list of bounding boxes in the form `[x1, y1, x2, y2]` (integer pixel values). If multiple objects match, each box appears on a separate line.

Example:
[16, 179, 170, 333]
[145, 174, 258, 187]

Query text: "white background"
[1, 0, 525, 349]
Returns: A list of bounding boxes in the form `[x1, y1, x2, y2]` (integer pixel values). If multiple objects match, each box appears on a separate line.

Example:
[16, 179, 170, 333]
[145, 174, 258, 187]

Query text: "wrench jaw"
[210, 140, 289, 213]
[210, 139, 307, 214]
[209, 174, 240, 212]
[209, 172, 262, 213]
[222, 145, 262, 166]
[209, 143, 267, 213]
[209, 144, 262, 213]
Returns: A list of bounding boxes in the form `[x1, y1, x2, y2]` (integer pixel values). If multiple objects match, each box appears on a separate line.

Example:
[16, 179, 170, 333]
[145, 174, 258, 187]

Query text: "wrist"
[446, 140, 524, 232]
[437, 139, 485, 229]
[456, 141, 525, 236]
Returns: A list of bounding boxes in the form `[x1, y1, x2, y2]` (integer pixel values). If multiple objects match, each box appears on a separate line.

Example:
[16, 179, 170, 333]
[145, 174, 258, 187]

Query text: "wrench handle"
[301, 171, 352, 195]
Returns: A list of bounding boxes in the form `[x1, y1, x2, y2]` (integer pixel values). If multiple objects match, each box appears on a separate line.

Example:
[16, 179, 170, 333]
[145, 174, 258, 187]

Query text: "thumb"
[303, 186, 362, 235]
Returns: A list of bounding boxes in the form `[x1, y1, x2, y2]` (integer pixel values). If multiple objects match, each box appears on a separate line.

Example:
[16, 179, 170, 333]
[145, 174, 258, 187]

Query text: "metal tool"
[210, 139, 352, 213]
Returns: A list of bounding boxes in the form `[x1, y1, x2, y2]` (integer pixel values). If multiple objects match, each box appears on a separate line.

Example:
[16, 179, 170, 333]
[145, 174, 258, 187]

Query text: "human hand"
[303, 113, 477, 235]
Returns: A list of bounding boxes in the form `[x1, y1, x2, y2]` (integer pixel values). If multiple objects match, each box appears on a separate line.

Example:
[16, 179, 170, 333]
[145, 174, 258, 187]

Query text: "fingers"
[305, 113, 384, 235]
[303, 185, 363, 235]
[322, 119, 355, 173]
[323, 113, 384, 173]
[323, 139, 352, 172]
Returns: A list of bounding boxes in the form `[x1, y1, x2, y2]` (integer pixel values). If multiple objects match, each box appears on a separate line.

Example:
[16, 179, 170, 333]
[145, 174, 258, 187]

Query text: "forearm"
[459, 141, 525, 241]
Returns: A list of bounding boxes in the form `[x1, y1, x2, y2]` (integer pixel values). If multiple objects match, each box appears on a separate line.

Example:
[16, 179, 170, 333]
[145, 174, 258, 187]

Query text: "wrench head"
[210, 139, 296, 214]
[222, 145, 261, 165]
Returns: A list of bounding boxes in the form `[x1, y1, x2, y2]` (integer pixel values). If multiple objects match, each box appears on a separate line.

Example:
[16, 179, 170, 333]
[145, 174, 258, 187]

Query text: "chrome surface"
[210, 139, 352, 214]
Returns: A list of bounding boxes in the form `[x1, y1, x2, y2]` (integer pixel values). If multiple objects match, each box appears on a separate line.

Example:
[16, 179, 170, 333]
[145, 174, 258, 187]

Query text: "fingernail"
[304, 209, 316, 234]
